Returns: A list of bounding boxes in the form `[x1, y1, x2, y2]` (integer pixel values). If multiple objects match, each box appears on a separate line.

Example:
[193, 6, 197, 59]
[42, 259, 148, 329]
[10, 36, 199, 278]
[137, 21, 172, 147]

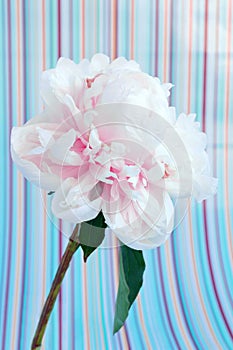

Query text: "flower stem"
[31, 224, 80, 350]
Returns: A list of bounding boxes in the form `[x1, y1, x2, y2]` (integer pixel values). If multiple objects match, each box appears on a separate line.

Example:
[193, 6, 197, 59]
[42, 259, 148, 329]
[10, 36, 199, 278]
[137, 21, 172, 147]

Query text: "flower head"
[11, 54, 217, 249]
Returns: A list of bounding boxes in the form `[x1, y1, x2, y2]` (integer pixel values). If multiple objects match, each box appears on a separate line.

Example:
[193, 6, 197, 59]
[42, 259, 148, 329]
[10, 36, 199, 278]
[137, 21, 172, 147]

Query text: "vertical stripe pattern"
[1, 1, 233, 349]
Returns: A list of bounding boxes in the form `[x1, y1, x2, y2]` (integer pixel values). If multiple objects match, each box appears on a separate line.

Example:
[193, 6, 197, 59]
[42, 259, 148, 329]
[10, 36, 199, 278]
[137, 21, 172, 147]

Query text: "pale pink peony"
[11, 54, 217, 249]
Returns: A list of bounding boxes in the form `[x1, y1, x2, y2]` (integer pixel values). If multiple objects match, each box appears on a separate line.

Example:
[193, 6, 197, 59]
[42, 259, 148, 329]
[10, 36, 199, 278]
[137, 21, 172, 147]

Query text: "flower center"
[86, 73, 102, 88]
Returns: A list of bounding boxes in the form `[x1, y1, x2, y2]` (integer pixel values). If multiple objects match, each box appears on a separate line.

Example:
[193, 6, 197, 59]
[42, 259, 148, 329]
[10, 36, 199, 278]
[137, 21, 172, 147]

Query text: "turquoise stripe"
[72, 0, 80, 61]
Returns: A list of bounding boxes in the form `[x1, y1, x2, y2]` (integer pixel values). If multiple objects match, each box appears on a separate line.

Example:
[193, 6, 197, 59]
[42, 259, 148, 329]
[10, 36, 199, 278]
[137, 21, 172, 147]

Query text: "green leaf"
[113, 245, 146, 334]
[79, 211, 107, 262]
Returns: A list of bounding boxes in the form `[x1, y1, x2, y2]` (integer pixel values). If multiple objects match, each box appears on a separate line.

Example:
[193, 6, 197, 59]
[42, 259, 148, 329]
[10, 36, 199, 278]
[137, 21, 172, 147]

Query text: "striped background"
[1, 0, 233, 349]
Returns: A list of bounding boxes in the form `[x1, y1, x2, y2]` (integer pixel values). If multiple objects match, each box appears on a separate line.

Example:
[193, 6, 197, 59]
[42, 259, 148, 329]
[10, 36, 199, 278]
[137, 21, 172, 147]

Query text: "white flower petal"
[36, 126, 55, 149]
[193, 174, 218, 202]
[90, 53, 110, 73]
[48, 129, 82, 166]
[11, 146, 60, 190]
[52, 177, 102, 223]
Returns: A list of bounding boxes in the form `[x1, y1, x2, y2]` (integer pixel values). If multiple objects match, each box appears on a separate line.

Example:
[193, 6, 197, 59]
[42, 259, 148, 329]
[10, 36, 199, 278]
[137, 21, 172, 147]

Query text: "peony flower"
[11, 54, 217, 249]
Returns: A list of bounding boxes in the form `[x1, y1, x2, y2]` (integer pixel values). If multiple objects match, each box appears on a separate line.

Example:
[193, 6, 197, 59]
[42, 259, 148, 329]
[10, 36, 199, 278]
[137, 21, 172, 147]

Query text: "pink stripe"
[137, 296, 152, 349]
[81, 0, 85, 58]
[130, 0, 134, 59]
[111, 0, 118, 59]
[69, 0, 73, 59]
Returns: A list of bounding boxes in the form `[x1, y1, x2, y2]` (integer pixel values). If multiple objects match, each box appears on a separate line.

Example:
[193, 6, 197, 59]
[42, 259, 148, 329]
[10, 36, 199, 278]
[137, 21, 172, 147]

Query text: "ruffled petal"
[102, 184, 174, 249]
[11, 146, 60, 190]
[11, 123, 60, 190]
[52, 177, 102, 223]
[90, 53, 110, 74]
[193, 174, 218, 202]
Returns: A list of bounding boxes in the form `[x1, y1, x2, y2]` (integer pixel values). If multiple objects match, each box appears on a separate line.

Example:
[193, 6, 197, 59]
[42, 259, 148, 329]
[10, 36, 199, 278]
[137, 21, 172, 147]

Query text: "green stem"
[31, 224, 80, 350]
